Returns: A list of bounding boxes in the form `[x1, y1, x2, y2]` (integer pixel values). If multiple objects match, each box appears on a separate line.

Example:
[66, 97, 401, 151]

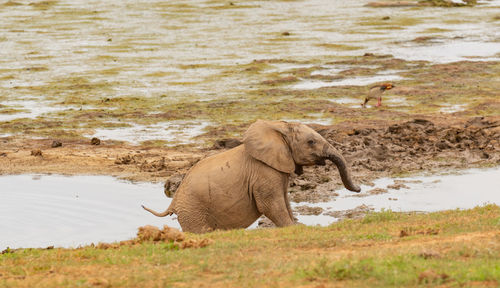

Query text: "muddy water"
[1, 167, 499, 249]
[291, 167, 500, 226]
[0, 175, 178, 250]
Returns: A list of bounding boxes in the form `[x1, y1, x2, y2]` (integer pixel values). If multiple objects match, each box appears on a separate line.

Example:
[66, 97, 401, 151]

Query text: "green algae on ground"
[315, 43, 364, 51]
[2, 56, 499, 146]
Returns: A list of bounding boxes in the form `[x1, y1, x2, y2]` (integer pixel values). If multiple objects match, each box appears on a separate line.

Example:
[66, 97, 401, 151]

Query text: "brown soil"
[288, 115, 500, 204]
[324, 204, 375, 219]
[294, 206, 324, 216]
[1, 115, 499, 208]
[94, 225, 212, 250]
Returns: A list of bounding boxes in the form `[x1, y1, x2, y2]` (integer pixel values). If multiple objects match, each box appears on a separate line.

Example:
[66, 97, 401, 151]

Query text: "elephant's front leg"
[284, 187, 296, 223]
[254, 182, 295, 227]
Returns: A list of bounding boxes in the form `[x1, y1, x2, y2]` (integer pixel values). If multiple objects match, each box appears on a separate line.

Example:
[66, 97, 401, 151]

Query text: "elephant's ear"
[243, 120, 295, 174]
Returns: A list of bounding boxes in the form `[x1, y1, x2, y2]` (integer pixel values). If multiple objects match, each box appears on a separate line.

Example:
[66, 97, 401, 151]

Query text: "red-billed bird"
[361, 83, 394, 108]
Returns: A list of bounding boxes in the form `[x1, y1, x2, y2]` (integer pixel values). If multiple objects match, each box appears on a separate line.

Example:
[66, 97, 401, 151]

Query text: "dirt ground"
[1, 114, 498, 202]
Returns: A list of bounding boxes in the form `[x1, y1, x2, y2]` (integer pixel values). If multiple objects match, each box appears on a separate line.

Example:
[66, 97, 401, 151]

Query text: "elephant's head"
[243, 120, 361, 192]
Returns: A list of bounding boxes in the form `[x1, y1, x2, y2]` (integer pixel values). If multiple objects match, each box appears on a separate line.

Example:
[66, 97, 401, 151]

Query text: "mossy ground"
[2, 57, 499, 147]
[1, 205, 498, 287]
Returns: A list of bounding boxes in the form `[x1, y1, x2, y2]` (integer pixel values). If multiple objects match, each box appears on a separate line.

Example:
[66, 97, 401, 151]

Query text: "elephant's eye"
[307, 139, 315, 146]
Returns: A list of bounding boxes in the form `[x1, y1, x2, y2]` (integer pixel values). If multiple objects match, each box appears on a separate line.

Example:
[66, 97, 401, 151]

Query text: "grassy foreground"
[1, 205, 499, 287]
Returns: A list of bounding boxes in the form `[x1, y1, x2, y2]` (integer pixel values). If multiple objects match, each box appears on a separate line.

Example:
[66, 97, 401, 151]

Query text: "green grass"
[1, 205, 498, 287]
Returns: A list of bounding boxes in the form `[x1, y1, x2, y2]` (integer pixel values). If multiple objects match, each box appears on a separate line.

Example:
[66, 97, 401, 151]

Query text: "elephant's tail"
[141, 204, 174, 217]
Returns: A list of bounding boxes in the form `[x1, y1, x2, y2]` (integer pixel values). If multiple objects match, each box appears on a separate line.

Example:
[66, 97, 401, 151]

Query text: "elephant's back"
[174, 145, 247, 202]
[173, 145, 258, 228]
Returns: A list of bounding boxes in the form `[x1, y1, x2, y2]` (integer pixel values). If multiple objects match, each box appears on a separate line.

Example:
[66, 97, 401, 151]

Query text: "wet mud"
[273, 116, 499, 206]
[94, 225, 212, 250]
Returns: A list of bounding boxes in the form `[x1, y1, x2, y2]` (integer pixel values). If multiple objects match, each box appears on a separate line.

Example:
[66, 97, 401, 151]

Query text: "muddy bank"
[283, 116, 500, 203]
[1, 116, 498, 187]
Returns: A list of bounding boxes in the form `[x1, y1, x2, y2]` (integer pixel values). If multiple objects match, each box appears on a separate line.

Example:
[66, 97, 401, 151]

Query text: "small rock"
[387, 183, 410, 190]
[137, 225, 184, 242]
[31, 149, 42, 157]
[91, 137, 101, 145]
[51, 140, 62, 148]
[382, 16, 390, 20]
[115, 154, 134, 165]
[88, 278, 109, 287]
[412, 36, 436, 43]
[281, 31, 291, 36]
[292, 179, 317, 190]
[419, 250, 441, 259]
[418, 269, 448, 284]
[325, 204, 374, 220]
[1, 247, 13, 254]
[180, 238, 213, 249]
[435, 140, 451, 150]
[295, 205, 323, 216]
[0, 152, 6, 157]
[368, 188, 388, 195]
[257, 216, 276, 228]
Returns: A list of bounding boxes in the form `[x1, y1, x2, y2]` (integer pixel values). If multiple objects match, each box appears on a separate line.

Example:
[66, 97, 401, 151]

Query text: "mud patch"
[295, 206, 324, 216]
[93, 225, 212, 250]
[324, 205, 374, 220]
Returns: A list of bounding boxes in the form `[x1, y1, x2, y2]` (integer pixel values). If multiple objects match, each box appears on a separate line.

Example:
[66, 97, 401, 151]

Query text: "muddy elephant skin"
[143, 120, 360, 233]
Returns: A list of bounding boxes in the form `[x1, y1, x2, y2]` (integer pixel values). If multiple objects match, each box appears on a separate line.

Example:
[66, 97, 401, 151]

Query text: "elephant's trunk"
[324, 146, 361, 192]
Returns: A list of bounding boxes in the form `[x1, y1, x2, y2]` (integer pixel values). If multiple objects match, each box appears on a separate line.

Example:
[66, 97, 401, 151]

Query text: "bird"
[361, 83, 394, 108]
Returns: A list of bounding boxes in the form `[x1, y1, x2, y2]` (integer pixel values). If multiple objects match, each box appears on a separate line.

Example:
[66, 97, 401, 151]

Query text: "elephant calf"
[143, 120, 361, 233]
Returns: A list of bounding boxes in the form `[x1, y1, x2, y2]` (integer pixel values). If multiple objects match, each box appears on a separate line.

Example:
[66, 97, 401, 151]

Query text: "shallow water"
[292, 74, 405, 90]
[0, 100, 76, 122]
[292, 167, 500, 226]
[439, 103, 467, 113]
[1, 167, 499, 249]
[88, 120, 212, 145]
[0, 175, 178, 250]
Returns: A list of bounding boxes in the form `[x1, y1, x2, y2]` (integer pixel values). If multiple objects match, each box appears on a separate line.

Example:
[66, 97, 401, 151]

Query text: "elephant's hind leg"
[176, 209, 214, 234]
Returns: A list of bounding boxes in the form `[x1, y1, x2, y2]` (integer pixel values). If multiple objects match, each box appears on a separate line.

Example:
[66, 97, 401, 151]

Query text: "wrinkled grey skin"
[143, 120, 360, 233]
